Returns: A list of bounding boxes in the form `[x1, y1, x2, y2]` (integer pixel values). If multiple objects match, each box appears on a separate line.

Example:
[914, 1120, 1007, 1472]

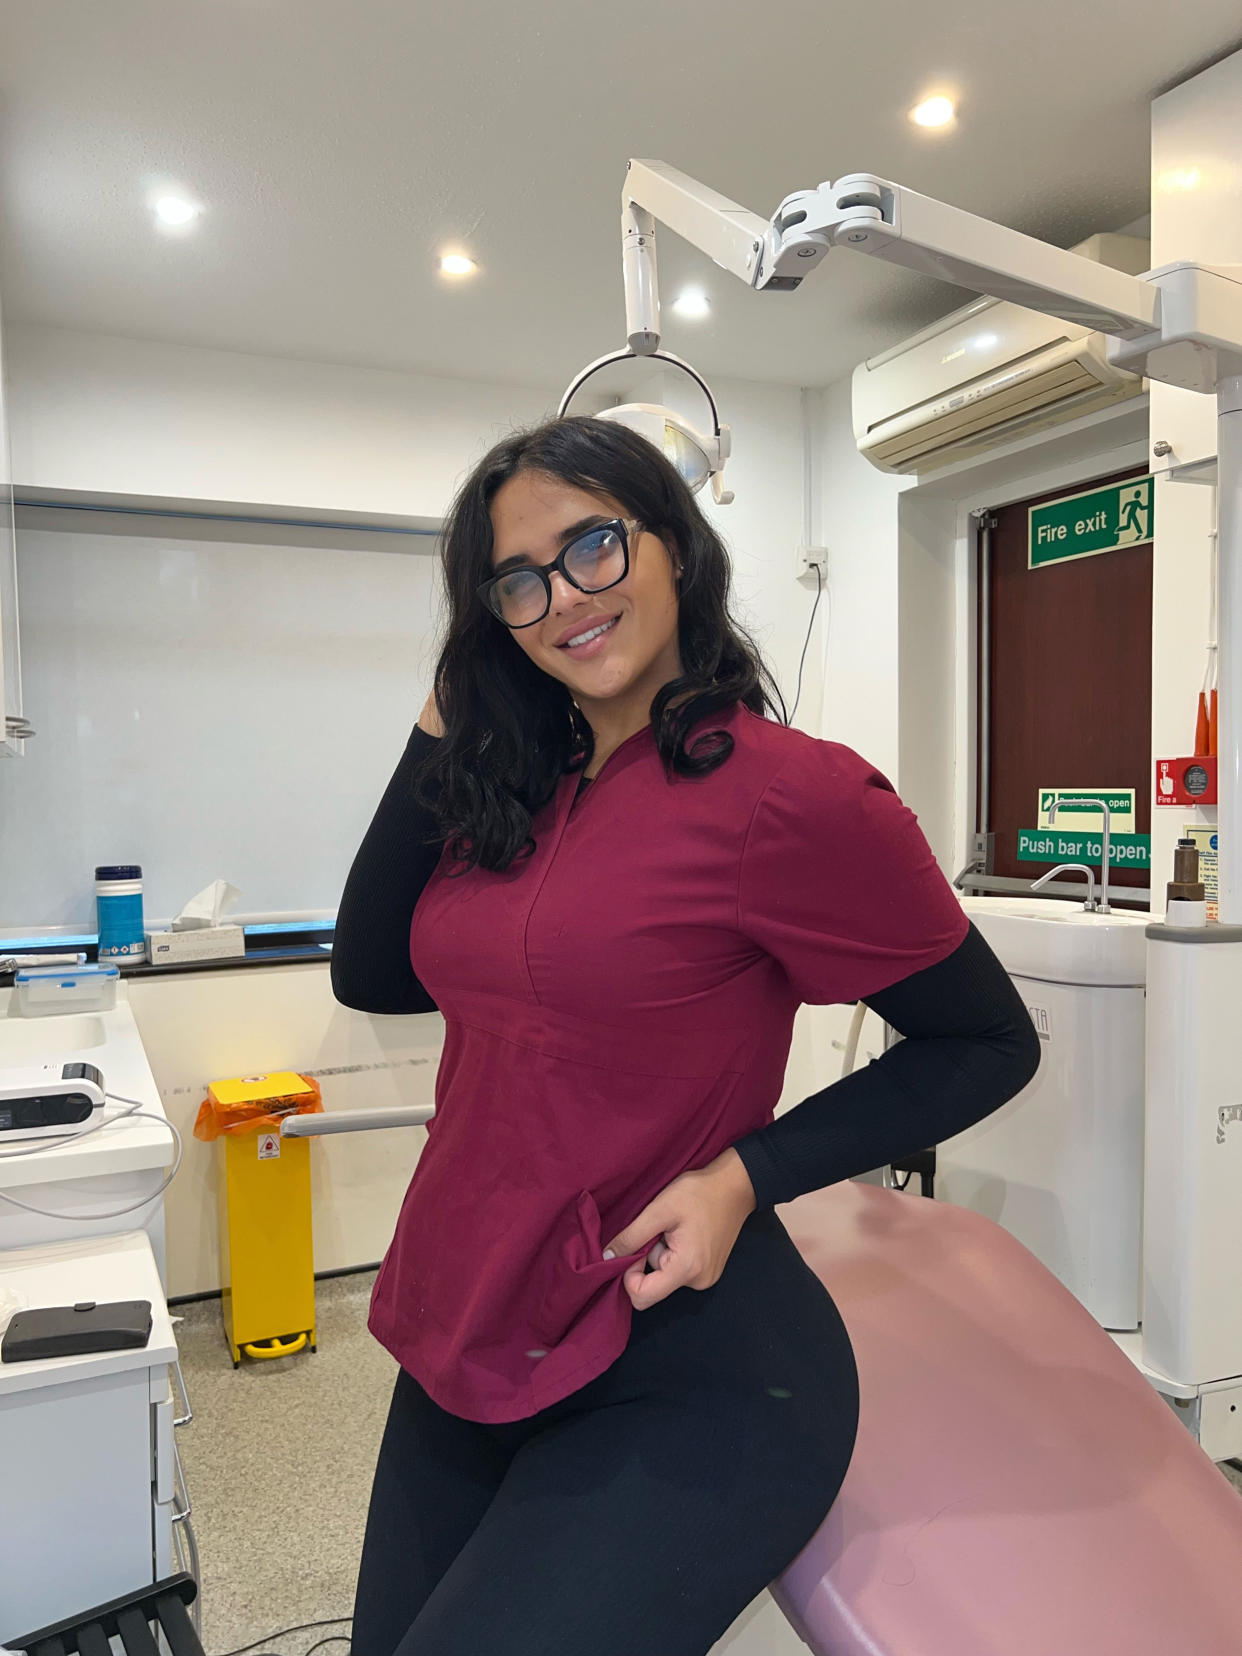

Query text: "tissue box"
[145, 925, 246, 965]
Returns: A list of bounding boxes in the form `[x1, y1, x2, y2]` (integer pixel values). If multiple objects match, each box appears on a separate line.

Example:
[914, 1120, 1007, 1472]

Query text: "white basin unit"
[944, 896, 1150, 1330]
[0, 995, 175, 1280]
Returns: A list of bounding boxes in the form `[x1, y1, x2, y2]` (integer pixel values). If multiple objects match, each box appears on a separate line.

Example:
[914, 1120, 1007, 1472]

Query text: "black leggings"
[351, 1208, 859, 1656]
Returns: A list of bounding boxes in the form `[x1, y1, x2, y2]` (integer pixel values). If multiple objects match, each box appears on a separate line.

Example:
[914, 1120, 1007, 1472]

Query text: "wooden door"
[982, 465, 1152, 895]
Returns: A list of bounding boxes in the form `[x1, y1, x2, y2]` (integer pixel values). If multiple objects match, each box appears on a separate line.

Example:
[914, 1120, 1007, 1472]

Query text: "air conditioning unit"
[852, 234, 1150, 475]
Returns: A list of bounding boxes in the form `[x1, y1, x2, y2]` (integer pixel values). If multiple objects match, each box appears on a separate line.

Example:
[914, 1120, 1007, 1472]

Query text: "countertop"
[0, 994, 175, 1191]
[0, 1229, 177, 1397]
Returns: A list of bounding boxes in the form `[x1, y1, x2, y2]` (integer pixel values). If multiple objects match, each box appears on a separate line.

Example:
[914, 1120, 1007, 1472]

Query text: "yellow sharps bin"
[206, 1072, 319, 1367]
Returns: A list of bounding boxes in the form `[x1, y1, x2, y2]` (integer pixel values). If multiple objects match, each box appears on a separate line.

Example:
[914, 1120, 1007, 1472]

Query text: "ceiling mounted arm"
[804, 175, 1161, 339]
[619, 158, 1162, 357]
[623, 160, 774, 354]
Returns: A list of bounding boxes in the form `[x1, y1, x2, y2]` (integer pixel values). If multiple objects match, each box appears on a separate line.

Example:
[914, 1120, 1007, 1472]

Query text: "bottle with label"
[95, 865, 145, 960]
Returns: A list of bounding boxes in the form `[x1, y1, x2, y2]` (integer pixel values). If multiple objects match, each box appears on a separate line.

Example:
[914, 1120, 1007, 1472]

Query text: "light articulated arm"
[622, 159, 1161, 356]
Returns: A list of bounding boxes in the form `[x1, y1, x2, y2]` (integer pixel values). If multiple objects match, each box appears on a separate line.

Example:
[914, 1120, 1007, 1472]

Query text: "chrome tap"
[1030, 862, 1097, 911]
[1031, 798, 1113, 914]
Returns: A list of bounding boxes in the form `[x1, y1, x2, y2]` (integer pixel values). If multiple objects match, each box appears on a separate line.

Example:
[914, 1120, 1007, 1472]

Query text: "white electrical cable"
[0, 1089, 149, 1161]
[0, 1091, 183, 1220]
[1206, 485, 1219, 698]
[800, 385, 815, 551]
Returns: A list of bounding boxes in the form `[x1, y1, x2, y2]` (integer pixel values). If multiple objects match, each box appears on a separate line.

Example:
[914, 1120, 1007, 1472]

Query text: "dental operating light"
[558, 346, 734, 504]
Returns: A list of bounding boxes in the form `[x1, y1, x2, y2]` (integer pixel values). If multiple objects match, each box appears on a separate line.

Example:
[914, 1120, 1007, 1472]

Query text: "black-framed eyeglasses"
[477, 518, 639, 629]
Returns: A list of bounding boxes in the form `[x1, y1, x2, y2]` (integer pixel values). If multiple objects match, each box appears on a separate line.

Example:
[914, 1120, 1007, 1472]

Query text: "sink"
[961, 896, 1148, 986]
[0, 1013, 109, 1065]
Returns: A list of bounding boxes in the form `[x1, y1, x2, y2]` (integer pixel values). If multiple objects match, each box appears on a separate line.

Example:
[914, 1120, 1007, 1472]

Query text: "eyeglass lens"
[488, 524, 627, 626]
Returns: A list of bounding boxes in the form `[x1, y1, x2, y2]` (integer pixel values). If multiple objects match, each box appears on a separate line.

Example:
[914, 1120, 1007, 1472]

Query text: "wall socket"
[796, 545, 828, 581]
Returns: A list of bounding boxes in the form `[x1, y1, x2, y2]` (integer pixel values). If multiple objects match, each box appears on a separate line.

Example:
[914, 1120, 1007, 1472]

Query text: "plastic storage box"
[13, 965, 120, 1018]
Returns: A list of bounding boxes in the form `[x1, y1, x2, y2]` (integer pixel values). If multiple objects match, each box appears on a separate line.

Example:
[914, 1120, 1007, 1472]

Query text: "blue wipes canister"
[95, 864, 145, 961]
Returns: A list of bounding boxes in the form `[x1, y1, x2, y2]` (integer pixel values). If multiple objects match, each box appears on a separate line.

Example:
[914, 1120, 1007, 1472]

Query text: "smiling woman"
[331, 396, 1039, 1654]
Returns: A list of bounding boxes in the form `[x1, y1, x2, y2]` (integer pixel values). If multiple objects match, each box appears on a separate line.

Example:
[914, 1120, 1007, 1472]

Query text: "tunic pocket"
[532, 1189, 654, 1350]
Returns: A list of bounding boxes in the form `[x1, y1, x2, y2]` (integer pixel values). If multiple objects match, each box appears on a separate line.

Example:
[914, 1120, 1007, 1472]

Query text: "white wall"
[807, 377, 968, 874]
[896, 492, 959, 870]
[808, 377, 904, 780]
[6, 324, 561, 523]
[618, 365, 825, 737]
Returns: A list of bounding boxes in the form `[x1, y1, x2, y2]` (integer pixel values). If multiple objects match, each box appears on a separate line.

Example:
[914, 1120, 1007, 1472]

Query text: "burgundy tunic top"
[367, 701, 968, 1422]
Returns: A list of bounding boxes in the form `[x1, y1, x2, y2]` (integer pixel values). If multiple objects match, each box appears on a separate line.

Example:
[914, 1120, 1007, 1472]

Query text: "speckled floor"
[175, 1273, 1242, 1656]
[173, 1271, 393, 1656]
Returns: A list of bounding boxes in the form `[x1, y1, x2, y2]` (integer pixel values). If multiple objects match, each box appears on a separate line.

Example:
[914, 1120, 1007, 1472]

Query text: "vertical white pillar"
[1216, 374, 1242, 922]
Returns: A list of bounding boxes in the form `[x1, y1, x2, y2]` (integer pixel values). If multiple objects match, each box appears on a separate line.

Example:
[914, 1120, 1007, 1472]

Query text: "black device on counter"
[1, 1299, 153, 1363]
[0, 1060, 107, 1140]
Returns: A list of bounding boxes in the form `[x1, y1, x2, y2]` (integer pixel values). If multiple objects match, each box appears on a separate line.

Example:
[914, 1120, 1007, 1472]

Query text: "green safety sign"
[1018, 829, 1151, 868]
[1028, 476, 1153, 569]
[1036, 788, 1136, 833]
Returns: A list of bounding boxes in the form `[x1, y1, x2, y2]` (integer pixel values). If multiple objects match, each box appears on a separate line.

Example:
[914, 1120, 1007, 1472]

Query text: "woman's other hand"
[603, 1148, 757, 1312]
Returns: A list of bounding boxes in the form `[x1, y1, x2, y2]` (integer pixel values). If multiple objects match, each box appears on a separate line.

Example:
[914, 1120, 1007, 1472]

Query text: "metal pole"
[1217, 376, 1242, 922]
[976, 511, 997, 836]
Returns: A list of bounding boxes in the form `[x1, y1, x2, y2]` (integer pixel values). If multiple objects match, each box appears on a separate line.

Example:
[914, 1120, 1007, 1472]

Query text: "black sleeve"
[731, 922, 1042, 1209]
[330, 724, 446, 1015]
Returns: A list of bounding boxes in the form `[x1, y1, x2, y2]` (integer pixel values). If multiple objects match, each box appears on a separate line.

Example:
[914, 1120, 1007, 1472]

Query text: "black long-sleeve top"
[332, 724, 1040, 1207]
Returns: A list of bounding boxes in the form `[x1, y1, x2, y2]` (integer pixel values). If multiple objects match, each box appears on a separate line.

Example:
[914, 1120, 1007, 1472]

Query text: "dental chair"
[773, 1180, 1242, 1656]
[285, 1110, 1242, 1655]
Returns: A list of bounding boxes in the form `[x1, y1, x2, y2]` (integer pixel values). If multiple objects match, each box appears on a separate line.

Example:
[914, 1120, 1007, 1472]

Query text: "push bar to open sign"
[1018, 830, 1151, 868]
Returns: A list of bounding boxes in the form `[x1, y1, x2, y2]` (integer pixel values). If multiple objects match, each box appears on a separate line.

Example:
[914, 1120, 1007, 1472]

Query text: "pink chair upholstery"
[772, 1182, 1242, 1656]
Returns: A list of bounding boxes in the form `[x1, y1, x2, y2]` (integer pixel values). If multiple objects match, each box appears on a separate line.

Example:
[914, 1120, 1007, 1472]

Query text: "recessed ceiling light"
[153, 195, 199, 227]
[672, 288, 710, 320]
[1157, 167, 1201, 193]
[910, 95, 955, 129]
[440, 253, 477, 277]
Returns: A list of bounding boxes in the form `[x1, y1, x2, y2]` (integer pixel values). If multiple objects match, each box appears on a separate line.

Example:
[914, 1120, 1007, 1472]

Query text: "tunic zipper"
[569, 721, 652, 807]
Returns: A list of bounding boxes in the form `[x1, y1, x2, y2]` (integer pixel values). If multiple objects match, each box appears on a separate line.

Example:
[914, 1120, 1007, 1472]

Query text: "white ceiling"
[1, 2, 1239, 393]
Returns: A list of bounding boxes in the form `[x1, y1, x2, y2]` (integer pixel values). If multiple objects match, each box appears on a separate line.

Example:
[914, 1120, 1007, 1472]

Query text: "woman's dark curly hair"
[417, 415, 789, 874]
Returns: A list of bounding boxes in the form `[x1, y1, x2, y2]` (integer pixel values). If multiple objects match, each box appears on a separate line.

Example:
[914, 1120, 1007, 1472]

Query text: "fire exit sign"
[1028, 476, 1153, 569]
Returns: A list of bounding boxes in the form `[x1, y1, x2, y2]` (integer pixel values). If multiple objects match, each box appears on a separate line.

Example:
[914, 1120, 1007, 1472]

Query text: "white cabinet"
[0, 1231, 197, 1644]
[946, 898, 1150, 1331]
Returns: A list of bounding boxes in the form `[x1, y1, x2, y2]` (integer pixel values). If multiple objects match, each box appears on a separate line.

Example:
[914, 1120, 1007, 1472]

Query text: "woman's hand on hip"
[603, 1148, 757, 1312]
